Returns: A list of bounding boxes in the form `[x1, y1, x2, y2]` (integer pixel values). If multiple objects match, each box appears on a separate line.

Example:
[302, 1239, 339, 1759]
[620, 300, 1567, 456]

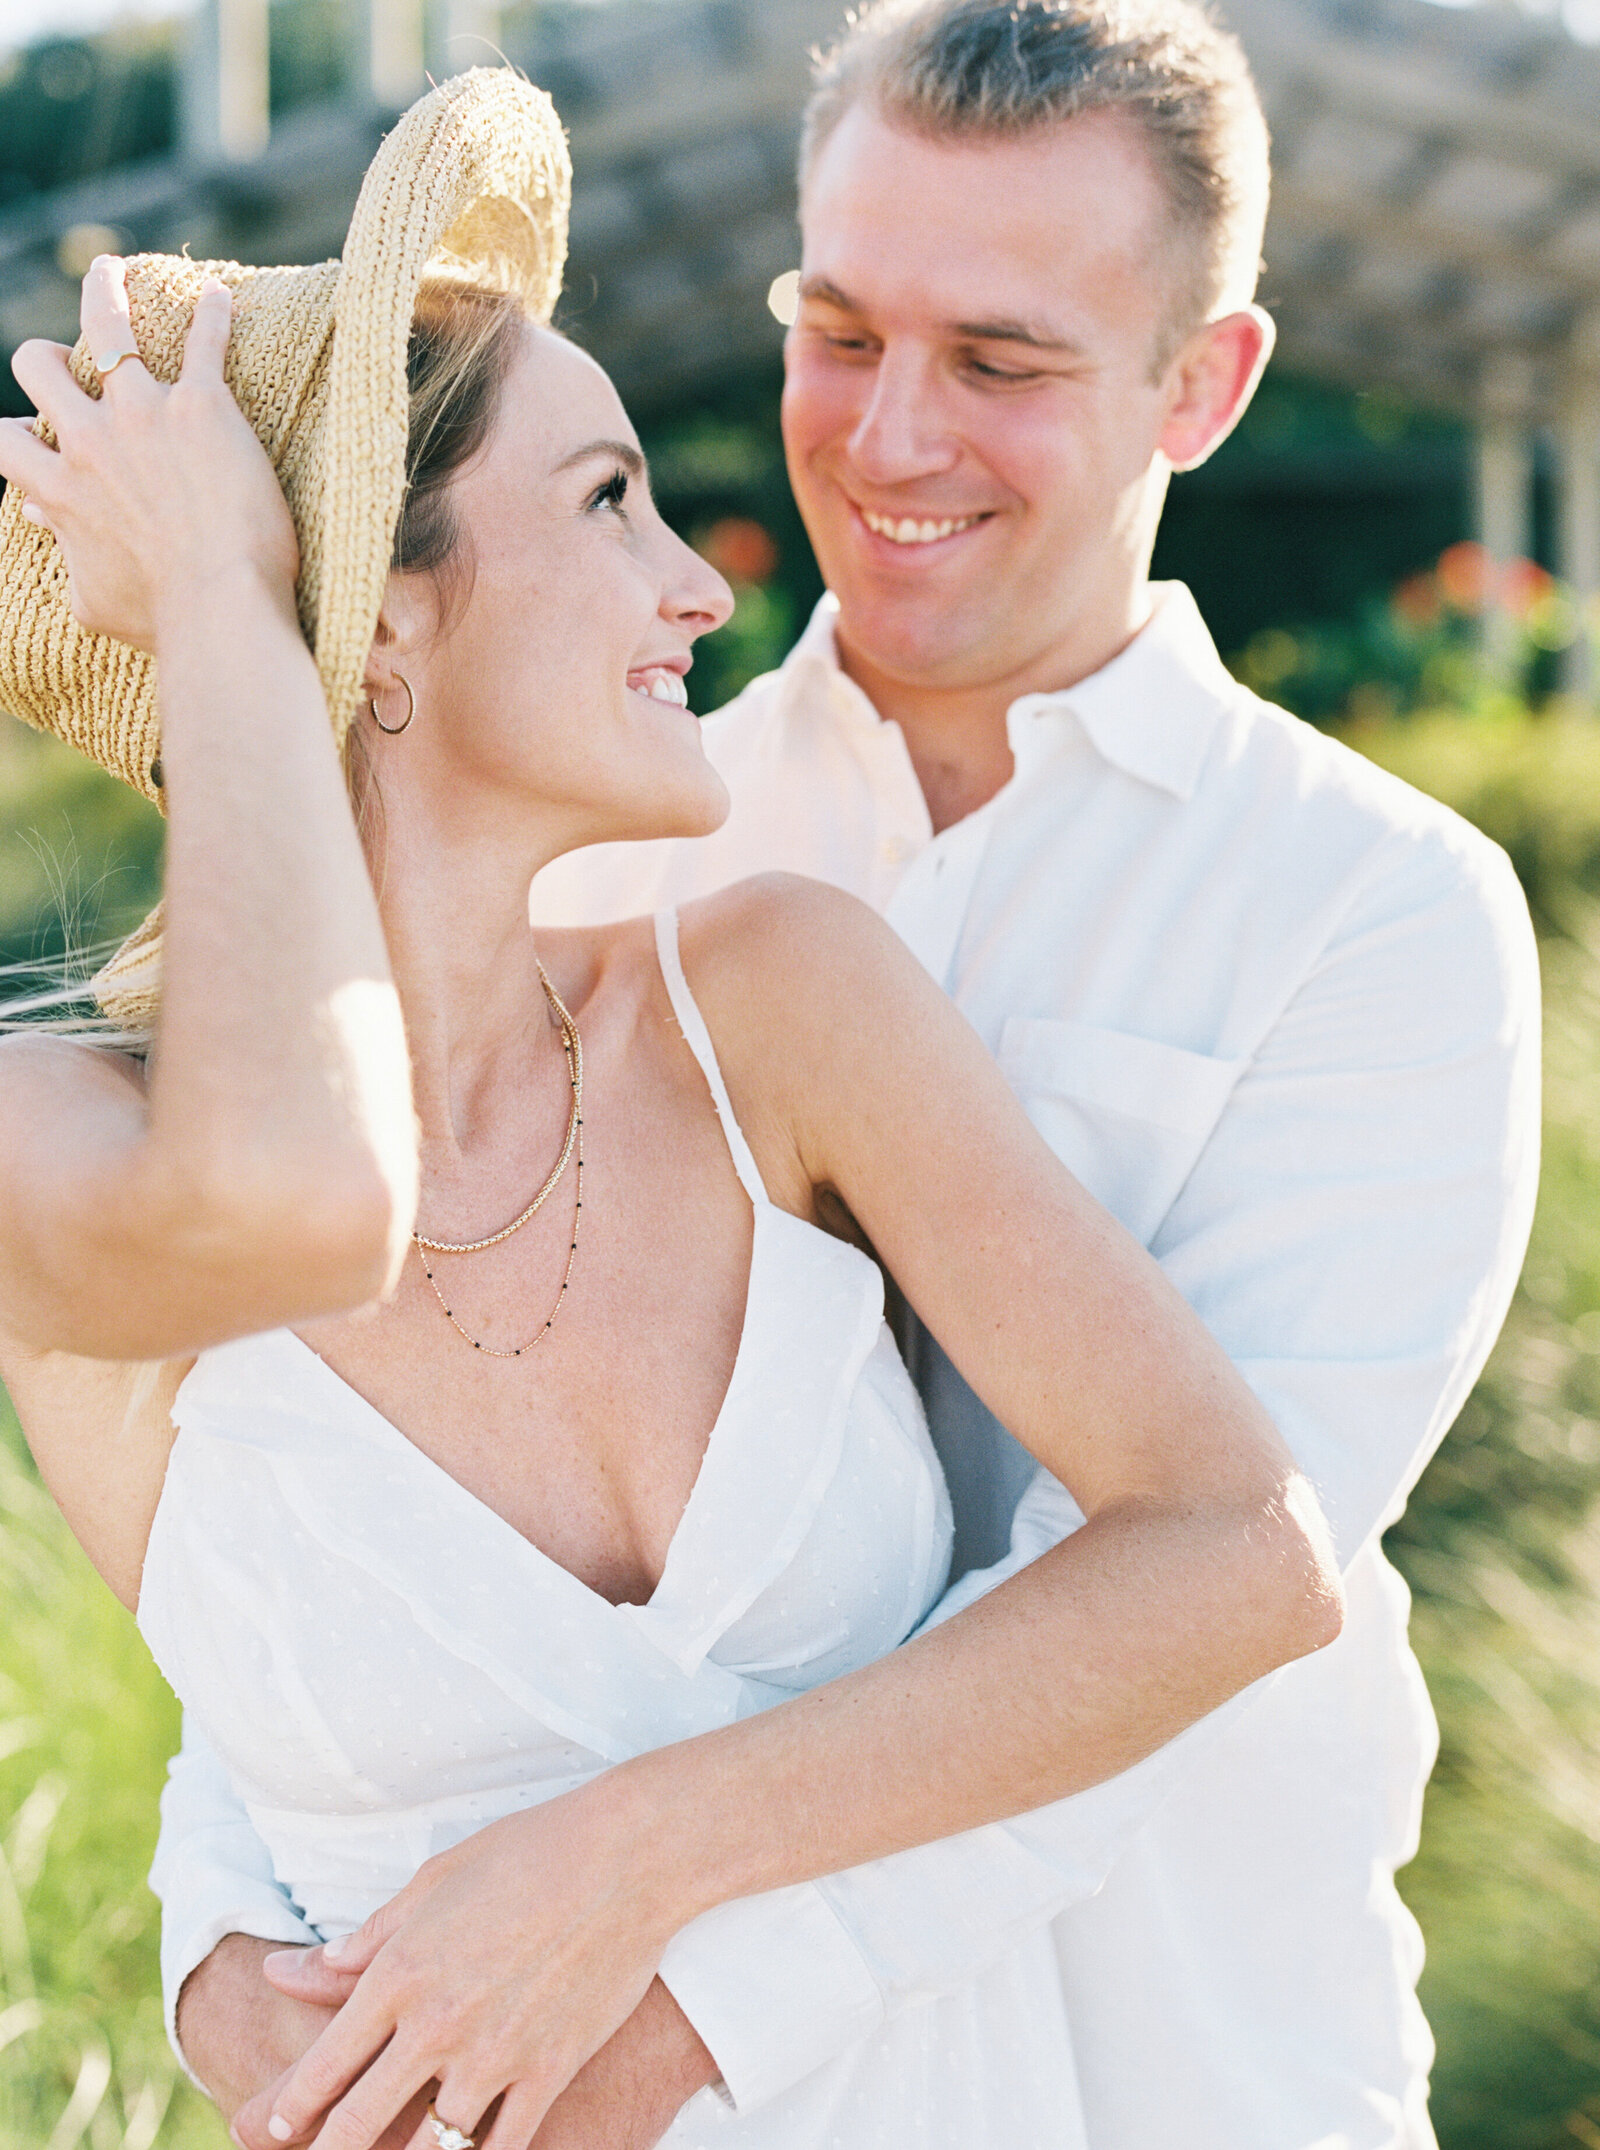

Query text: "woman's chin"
[632, 760, 730, 843]
[569, 767, 730, 853]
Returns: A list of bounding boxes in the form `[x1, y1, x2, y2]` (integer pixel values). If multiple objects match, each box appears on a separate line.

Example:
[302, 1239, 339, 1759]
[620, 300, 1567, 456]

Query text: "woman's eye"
[588, 468, 629, 513]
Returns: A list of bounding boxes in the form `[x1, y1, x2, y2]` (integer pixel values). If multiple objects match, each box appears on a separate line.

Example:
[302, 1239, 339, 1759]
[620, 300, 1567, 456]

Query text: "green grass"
[1362, 714, 1600, 2149]
[0, 1410, 227, 2149]
[4, 707, 1600, 2144]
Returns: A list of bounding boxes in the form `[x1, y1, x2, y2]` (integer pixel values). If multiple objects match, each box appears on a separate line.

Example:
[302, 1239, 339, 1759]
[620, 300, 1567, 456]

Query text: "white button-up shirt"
[153, 585, 1540, 2149]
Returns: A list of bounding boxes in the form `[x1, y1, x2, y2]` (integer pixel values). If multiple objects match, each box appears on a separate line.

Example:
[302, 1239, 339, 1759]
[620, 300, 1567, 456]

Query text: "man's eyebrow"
[797, 279, 1084, 355]
[552, 438, 648, 479]
[950, 318, 1087, 355]
[796, 275, 861, 312]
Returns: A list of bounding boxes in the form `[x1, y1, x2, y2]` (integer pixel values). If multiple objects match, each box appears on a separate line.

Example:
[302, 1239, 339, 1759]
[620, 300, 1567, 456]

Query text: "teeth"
[632, 667, 688, 706]
[861, 508, 981, 545]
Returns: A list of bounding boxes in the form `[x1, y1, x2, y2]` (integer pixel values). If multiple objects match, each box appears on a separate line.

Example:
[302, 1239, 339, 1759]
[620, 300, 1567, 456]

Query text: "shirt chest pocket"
[998, 1017, 1247, 1246]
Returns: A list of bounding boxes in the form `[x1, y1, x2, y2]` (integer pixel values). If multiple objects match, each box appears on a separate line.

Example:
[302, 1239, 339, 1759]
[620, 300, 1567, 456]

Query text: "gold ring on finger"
[426, 2105, 476, 2150]
[91, 339, 140, 377]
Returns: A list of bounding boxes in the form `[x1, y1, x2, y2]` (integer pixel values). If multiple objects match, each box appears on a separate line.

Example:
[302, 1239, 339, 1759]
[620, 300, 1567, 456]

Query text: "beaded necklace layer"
[413, 963, 584, 1358]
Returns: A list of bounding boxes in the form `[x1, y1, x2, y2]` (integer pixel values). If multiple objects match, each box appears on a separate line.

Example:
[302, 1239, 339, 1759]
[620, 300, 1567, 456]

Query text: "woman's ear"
[362, 570, 434, 701]
[1157, 306, 1276, 474]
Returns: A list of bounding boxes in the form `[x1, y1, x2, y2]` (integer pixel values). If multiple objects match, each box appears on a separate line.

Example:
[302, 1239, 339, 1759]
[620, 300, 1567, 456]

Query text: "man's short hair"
[801, 0, 1270, 353]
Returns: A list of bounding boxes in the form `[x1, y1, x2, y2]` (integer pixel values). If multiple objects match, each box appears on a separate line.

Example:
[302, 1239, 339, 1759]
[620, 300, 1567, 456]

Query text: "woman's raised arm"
[0, 264, 417, 1364]
[255, 873, 1340, 2150]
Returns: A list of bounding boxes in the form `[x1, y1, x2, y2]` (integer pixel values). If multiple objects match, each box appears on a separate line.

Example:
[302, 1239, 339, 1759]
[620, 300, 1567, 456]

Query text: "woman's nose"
[665, 532, 735, 636]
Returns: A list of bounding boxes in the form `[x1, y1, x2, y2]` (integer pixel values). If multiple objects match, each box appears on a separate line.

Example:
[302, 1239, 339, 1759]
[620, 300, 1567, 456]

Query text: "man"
[163, 1, 1541, 2144]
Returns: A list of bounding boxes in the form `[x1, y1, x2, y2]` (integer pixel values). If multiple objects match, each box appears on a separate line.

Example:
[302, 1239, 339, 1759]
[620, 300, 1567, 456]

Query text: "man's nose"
[845, 345, 958, 487]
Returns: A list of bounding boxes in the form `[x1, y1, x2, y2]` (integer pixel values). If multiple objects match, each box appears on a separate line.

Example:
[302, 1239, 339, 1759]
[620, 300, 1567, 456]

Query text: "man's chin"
[833, 602, 998, 695]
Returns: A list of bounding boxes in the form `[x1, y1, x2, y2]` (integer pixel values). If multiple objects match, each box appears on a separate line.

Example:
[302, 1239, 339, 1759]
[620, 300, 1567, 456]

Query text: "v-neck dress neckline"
[140, 905, 950, 1870]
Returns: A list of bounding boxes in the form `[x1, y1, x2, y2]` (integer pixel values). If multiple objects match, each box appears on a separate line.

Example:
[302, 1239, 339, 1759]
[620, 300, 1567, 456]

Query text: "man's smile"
[853, 503, 993, 550]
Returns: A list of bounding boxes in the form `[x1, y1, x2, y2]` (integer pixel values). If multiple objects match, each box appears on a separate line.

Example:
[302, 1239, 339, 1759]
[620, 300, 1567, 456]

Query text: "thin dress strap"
[654, 908, 769, 1207]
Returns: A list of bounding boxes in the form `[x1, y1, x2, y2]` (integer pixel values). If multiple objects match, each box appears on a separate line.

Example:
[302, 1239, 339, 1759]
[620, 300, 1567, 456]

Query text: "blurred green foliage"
[0, 720, 163, 978]
[3, 682, 1600, 2144]
[0, 0, 348, 217]
[1232, 542, 1595, 729]
[638, 389, 820, 714]
[1361, 712, 1600, 2149]
[0, 28, 176, 211]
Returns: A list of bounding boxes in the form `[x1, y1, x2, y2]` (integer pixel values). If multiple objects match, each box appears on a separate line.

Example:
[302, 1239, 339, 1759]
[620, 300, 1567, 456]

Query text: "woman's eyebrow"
[552, 439, 647, 479]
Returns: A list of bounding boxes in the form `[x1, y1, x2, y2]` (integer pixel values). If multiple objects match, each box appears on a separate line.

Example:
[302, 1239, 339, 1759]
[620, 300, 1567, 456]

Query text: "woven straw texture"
[0, 68, 570, 1028]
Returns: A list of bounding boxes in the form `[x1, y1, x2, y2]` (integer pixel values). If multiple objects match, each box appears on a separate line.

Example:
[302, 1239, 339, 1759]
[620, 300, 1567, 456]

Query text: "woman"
[0, 73, 1339, 2150]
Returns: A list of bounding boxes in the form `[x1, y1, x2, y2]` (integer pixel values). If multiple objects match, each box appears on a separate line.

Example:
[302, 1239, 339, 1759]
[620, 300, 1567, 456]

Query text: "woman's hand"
[0, 256, 297, 649]
[248, 1778, 694, 2150]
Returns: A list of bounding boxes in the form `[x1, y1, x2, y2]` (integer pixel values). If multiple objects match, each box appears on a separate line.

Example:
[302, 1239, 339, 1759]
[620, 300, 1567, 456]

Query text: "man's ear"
[1157, 305, 1276, 473]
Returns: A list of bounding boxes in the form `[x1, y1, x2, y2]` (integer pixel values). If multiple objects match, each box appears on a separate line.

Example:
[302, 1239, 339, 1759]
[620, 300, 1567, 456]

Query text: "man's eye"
[815, 329, 875, 356]
[965, 358, 1038, 383]
[589, 469, 629, 512]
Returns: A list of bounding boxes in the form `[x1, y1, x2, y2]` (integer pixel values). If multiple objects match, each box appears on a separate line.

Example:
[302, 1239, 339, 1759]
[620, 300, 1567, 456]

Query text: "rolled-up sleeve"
[149, 1714, 316, 2080]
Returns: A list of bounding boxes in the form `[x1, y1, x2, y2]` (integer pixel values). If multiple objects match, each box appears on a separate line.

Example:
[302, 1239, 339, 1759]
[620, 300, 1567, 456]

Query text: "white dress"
[137, 909, 1088, 2146]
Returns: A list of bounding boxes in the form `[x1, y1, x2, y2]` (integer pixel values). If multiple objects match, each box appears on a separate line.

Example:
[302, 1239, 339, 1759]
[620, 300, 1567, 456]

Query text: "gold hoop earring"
[370, 674, 416, 736]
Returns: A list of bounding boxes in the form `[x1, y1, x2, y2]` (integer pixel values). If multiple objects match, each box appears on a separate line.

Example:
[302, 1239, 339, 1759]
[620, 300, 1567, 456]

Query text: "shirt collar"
[777, 582, 1235, 803]
[1013, 584, 1235, 803]
[778, 593, 883, 735]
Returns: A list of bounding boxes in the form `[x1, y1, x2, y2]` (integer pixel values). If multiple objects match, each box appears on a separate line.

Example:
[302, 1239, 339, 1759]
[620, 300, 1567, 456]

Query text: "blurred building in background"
[6, 0, 1600, 671]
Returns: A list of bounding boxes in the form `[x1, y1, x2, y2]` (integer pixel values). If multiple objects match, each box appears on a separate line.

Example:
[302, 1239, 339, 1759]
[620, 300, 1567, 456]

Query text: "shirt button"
[879, 834, 914, 865]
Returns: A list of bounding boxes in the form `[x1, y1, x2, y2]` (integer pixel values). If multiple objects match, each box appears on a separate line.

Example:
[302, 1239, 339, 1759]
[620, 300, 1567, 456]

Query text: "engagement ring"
[426, 2105, 475, 2150]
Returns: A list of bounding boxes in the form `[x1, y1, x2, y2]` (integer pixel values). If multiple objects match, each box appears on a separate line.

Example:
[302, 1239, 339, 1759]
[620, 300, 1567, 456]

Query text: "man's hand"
[255, 1947, 716, 2150]
[176, 1936, 336, 2123]
[530, 1980, 719, 2149]
[176, 1936, 422, 2150]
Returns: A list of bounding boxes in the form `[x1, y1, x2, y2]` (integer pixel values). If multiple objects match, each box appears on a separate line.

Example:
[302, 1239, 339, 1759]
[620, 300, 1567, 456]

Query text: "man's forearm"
[177, 1935, 335, 2121]
[528, 1980, 719, 2148]
[191, 1936, 432, 2150]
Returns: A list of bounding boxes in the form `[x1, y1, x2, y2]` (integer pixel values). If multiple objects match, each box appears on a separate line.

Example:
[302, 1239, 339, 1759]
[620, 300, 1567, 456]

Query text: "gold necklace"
[414, 964, 585, 1358]
[415, 966, 580, 1255]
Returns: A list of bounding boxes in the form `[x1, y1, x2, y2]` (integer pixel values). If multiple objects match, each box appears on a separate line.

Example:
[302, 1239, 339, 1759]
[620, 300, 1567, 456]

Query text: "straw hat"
[0, 68, 570, 1029]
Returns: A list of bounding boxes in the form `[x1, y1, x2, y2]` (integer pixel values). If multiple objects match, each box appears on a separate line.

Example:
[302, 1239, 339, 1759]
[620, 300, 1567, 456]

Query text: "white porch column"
[1475, 351, 1536, 678]
[181, 0, 269, 165]
[1558, 312, 1600, 697]
[427, 0, 502, 79]
[353, 0, 426, 110]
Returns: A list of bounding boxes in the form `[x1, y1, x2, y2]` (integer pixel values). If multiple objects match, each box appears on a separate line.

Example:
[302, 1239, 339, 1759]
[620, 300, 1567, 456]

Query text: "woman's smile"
[627, 663, 691, 707]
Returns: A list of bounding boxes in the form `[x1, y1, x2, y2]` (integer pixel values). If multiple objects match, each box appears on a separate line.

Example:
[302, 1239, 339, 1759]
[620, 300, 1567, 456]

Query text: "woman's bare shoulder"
[676, 873, 913, 1011]
[671, 876, 975, 1177]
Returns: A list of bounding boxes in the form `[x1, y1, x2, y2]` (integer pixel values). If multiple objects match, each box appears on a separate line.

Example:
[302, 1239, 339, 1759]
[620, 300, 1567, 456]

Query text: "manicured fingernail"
[268, 2118, 292, 2142]
[20, 504, 43, 525]
[323, 1934, 352, 1964]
